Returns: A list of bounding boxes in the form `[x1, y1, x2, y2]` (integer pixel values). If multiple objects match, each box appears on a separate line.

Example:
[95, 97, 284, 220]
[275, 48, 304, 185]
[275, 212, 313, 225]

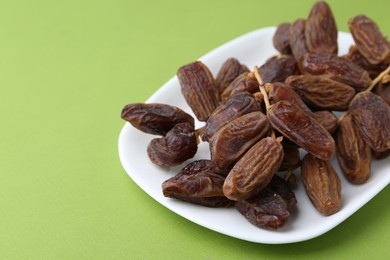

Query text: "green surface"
[0, 0, 389, 259]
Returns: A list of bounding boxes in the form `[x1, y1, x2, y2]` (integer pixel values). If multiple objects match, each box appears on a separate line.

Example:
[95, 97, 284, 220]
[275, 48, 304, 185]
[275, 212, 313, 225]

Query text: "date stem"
[254, 66, 276, 139]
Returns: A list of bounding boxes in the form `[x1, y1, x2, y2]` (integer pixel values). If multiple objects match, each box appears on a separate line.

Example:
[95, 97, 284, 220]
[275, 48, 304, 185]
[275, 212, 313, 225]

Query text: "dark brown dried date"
[299, 52, 372, 92]
[209, 112, 270, 174]
[267, 82, 313, 113]
[147, 122, 197, 167]
[258, 55, 297, 84]
[305, 1, 338, 54]
[215, 58, 246, 95]
[336, 114, 371, 184]
[221, 72, 259, 100]
[177, 61, 220, 121]
[344, 45, 389, 79]
[121, 103, 194, 135]
[235, 175, 296, 230]
[311, 110, 338, 134]
[286, 75, 356, 111]
[268, 101, 335, 160]
[349, 91, 390, 152]
[289, 19, 309, 61]
[223, 137, 284, 201]
[349, 15, 390, 65]
[273, 23, 291, 54]
[162, 160, 232, 207]
[204, 93, 261, 141]
[279, 141, 300, 172]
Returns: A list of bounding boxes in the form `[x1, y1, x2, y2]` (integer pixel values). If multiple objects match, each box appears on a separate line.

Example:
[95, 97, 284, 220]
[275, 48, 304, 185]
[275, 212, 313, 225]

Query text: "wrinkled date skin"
[349, 91, 390, 152]
[121, 103, 194, 135]
[305, 1, 338, 54]
[289, 18, 309, 61]
[215, 58, 247, 95]
[301, 153, 342, 216]
[221, 72, 259, 100]
[223, 137, 284, 201]
[147, 122, 198, 167]
[235, 175, 296, 230]
[162, 160, 232, 207]
[286, 75, 356, 111]
[177, 61, 220, 121]
[311, 110, 338, 134]
[258, 55, 297, 84]
[344, 45, 389, 79]
[375, 81, 390, 106]
[204, 93, 262, 141]
[279, 141, 300, 171]
[209, 112, 270, 174]
[349, 15, 390, 65]
[273, 23, 291, 54]
[268, 101, 335, 161]
[267, 82, 312, 114]
[337, 114, 371, 184]
[299, 52, 372, 92]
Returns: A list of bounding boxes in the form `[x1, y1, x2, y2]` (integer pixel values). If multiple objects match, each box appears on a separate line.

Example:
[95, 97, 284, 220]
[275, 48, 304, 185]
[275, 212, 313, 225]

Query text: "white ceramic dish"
[118, 27, 390, 244]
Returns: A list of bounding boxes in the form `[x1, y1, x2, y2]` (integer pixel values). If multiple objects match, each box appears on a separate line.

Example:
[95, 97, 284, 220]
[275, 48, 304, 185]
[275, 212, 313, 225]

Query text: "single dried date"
[121, 103, 194, 135]
[301, 153, 342, 216]
[209, 112, 270, 173]
[273, 23, 291, 54]
[204, 93, 261, 141]
[286, 75, 356, 111]
[289, 19, 309, 61]
[311, 110, 338, 134]
[349, 91, 390, 152]
[299, 52, 372, 92]
[337, 114, 371, 184]
[177, 61, 219, 121]
[221, 72, 259, 100]
[236, 175, 296, 230]
[258, 55, 297, 84]
[344, 45, 389, 79]
[267, 101, 335, 161]
[215, 58, 246, 95]
[349, 15, 390, 65]
[305, 1, 338, 54]
[162, 160, 232, 207]
[147, 122, 197, 167]
[223, 137, 284, 201]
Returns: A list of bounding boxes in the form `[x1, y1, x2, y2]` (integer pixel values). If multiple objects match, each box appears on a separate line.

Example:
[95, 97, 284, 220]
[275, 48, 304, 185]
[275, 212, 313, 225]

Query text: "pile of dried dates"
[121, 1, 390, 230]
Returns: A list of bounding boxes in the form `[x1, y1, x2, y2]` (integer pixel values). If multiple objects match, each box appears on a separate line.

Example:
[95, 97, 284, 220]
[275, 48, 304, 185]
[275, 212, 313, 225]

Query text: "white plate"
[118, 27, 390, 244]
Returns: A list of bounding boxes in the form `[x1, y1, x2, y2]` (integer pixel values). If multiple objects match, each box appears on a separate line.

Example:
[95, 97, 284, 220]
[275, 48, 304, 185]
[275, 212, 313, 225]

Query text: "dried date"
[286, 75, 355, 111]
[273, 23, 291, 54]
[215, 58, 246, 95]
[305, 1, 338, 54]
[258, 55, 297, 84]
[147, 122, 197, 167]
[209, 112, 270, 173]
[301, 153, 342, 216]
[299, 52, 372, 92]
[204, 93, 261, 141]
[289, 19, 309, 61]
[349, 91, 390, 152]
[162, 160, 232, 207]
[349, 15, 390, 65]
[267, 101, 335, 160]
[311, 110, 338, 134]
[336, 114, 371, 184]
[235, 175, 296, 230]
[223, 137, 284, 201]
[177, 61, 219, 121]
[121, 103, 194, 135]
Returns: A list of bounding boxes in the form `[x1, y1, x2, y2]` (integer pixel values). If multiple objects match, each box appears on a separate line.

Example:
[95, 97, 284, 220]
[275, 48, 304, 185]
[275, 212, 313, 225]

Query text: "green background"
[1, 0, 389, 259]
